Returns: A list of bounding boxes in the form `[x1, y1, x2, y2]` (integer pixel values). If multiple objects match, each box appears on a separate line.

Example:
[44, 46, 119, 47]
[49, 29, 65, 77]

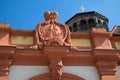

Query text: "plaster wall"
[116, 66, 120, 80]
[11, 36, 33, 45]
[71, 39, 91, 47]
[63, 66, 99, 80]
[8, 66, 99, 80]
[8, 66, 49, 80]
[115, 42, 120, 49]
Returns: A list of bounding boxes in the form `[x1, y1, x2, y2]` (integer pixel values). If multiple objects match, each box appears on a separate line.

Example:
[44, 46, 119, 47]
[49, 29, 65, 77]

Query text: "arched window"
[88, 18, 94, 24]
[69, 26, 72, 32]
[103, 22, 107, 28]
[73, 22, 78, 32]
[97, 19, 102, 27]
[80, 20, 87, 25]
[103, 22, 108, 31]
[88, 18, 95, 27]
[80, 19, 89, 30]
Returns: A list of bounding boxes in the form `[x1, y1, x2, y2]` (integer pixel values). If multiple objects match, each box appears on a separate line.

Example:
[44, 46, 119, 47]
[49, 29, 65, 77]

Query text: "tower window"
[73, 22, 78, 32]
[97, 19, 102, 27]
[103, 22, 108, 31]
[103, 22, 107, 28]
[88, 18, 95, 27]
[88, 18, 94, 24]
[80, 19, 89, 30]
[80, 20, 87, 25]
[69, 26, 72, 32]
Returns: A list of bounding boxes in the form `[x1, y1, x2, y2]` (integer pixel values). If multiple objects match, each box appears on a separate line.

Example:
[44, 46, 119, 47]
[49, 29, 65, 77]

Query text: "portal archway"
[29, 73, 84, 80]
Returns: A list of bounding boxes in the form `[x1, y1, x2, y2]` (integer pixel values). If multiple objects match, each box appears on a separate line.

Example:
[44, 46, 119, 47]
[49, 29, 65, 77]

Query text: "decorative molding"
[94, 49, 119, 80]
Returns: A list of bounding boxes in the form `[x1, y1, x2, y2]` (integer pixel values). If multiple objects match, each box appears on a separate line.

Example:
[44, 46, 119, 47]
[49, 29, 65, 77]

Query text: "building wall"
[8, 66, 49, 80]
[11, 36, 33, 45]
[116, 66, 120, 80]
[8, 66, 99, 80]
[63, 66, 99, 80]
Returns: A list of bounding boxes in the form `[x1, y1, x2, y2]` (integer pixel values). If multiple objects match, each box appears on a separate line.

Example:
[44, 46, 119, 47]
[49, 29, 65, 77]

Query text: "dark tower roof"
[65, 11, 109, 32]
[65, 11, 108, 24]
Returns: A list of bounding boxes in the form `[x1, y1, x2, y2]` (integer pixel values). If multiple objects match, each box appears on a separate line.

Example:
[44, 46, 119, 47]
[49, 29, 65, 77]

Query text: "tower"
[65, 11, 109, 32]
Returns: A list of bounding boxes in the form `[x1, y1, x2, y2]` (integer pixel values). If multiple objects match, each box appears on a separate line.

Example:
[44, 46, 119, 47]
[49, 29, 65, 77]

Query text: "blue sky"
[0, 0, 120, 31]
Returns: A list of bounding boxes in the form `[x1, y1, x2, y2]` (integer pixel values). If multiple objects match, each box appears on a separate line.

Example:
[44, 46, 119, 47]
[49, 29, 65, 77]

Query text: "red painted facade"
[0, 11, 120, 80]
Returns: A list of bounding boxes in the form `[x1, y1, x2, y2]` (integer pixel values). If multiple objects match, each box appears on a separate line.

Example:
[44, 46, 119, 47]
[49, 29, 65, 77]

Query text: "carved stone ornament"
[49, 60, 63, 80]
[32, 11, 71, 49]
[43, 46, 70, 80]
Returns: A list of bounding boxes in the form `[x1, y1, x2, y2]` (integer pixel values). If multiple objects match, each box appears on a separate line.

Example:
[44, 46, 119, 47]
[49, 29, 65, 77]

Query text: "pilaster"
[0, 46, 15, 80]
[94, 49, 119, 80]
